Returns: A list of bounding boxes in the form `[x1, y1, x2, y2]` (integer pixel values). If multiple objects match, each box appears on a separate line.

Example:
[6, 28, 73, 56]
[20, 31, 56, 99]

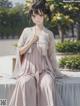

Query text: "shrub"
[56, 40, 80, 53]
[59, 55, 80, 70]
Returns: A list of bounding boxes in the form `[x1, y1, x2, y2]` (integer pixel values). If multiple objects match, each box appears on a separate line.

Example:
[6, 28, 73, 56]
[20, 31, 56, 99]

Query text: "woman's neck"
[35, 24, 44, 32]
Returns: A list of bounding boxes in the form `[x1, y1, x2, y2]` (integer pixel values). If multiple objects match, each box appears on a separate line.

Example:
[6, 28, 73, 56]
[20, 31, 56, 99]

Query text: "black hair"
[28, 0, 52, 21]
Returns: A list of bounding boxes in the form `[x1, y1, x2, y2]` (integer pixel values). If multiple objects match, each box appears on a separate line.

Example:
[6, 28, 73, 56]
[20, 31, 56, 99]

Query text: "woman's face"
[31, 10, 46, 25]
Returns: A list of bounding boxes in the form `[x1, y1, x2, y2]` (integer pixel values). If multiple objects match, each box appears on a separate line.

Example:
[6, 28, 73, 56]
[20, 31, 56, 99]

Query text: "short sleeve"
[48, 31, 64, 77]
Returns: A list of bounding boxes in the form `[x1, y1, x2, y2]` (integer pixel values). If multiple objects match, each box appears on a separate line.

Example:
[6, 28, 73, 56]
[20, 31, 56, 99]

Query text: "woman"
[9, 0, 66, 106]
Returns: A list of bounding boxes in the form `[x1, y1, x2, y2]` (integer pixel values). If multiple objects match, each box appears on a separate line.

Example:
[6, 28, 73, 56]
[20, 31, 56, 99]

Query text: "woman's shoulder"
[22, 26, 34, 38]
[23, 26, 33, 32]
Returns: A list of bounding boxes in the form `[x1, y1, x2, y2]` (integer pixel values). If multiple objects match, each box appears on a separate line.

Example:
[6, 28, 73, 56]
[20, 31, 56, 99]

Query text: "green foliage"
[0, 3, 30, 38]
[59, 55, 80, 70]
[50, 1, 80, 41]
[0, 0, 80, 39]
[56, 40, 80, 53]
[51, 12, 74, 26]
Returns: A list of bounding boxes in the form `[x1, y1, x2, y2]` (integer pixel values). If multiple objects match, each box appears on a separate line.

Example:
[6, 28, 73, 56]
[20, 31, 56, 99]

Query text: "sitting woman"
[9, 0, 66, 106]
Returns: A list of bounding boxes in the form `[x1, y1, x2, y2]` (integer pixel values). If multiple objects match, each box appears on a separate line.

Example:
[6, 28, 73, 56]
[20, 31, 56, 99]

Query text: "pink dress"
[9, 26, 64, 106]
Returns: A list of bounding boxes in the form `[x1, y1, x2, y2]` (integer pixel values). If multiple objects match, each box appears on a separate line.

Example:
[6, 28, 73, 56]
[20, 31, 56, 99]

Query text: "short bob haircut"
[28, 0, 52, 21]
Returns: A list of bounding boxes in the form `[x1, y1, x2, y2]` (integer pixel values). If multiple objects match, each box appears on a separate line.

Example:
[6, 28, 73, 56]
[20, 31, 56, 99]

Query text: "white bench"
[0, 78, 16, 106]
[55, 77, 80, 106]
[0, 72, 80, 106]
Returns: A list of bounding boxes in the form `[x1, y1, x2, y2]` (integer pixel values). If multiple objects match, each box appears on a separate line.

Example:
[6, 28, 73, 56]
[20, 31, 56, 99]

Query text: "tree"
[51, 12, 73, 42]
[0, 1, 28, 38]
[24, 0, 35, 14]
[49, 1, 80, 42]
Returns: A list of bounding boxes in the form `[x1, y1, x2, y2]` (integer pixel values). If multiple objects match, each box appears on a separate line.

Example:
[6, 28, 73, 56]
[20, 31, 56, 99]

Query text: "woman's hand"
[31, 35, 39, 44]
[19, 35, 39, 55]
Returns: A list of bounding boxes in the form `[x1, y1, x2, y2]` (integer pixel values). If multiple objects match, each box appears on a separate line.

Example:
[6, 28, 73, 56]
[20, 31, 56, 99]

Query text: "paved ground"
[0, 39, 17, 76]
[0, 39, 18, 56]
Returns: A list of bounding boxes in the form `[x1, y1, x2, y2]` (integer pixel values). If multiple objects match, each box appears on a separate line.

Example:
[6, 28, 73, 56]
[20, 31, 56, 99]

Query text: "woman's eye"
[32, 14, 44, 17]
[39, 14, 44, 17]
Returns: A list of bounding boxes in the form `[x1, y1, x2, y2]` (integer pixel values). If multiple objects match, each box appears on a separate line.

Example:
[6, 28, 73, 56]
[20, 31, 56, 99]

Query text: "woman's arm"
[48, 31, 64, 77]
[12, 28, 38, 79]
[17, 28, 39, 55]
[19, 35, 38, 55]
